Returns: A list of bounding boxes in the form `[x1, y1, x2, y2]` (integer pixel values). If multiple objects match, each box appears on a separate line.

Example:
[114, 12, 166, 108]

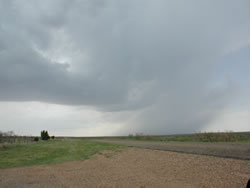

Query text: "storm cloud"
[0, 0, 250, 135]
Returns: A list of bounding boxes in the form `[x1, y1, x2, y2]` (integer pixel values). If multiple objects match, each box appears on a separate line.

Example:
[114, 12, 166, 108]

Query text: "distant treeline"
[121, 132, 250, 142]
[0, 131, 34, 144]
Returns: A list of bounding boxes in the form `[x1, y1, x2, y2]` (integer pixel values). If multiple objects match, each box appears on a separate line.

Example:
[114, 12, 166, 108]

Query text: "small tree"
[41, 130, 50, 140]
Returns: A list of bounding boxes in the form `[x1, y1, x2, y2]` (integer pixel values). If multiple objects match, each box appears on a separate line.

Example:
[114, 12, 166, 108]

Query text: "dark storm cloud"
[1, 0, 250, 134]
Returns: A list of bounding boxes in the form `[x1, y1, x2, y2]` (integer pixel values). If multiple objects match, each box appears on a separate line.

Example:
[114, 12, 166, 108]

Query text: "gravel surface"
[94, 140, 250, 160]
[0, 148, 249, 188]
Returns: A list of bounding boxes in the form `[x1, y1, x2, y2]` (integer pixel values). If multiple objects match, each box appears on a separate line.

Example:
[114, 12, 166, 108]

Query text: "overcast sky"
[0, 0, 250, 136]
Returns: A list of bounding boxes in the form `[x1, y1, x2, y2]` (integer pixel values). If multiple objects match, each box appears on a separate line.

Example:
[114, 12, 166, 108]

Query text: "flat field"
[0, 139, 249, 188]
[0, 139, 123, 168]
[94, 139, 250, 160]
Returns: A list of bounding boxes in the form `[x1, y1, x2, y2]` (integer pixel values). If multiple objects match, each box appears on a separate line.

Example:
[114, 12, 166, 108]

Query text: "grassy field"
[97, 132, 250, 143]
[0, 139, 124, 169]
[1, 132, 249, 169]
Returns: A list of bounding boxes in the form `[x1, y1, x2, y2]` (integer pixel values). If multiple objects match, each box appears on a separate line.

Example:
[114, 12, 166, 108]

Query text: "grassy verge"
[97, 132, 250, 143]
[0, 139, 124, 169]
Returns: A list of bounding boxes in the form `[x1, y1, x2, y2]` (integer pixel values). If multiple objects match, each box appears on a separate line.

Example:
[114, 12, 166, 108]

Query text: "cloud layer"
[1, 0, 250, 135]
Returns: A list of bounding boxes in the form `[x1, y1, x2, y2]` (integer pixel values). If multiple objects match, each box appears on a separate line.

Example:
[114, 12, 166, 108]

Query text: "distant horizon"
[2, 130, 250, 138]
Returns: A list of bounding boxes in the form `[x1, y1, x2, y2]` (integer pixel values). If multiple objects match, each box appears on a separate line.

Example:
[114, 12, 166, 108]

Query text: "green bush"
[34, 137, 39, 142]
[41, 130, 50, 141]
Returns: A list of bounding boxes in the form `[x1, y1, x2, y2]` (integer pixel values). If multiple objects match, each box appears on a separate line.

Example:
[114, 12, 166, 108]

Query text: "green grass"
[0, 139, 124, 169]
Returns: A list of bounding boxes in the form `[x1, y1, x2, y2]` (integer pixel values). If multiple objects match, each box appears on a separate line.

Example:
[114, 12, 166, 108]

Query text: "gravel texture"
[0, 148, 249, 188]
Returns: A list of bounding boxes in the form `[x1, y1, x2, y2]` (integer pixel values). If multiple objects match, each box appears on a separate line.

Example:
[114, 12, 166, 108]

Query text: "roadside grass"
[0, 139, 124, 169]
[98, 132, 250, 143]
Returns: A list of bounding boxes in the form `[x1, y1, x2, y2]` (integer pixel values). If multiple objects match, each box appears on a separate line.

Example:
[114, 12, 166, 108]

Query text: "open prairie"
[0, 139, 249, 188]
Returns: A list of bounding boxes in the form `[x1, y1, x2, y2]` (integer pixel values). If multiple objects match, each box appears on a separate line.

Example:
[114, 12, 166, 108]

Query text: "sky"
[0, 0, 250, 136]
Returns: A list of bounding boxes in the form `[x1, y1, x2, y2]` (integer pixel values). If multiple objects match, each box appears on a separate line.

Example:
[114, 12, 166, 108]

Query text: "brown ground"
[0, 148, 249, 188]
[94, 140, 250, 160]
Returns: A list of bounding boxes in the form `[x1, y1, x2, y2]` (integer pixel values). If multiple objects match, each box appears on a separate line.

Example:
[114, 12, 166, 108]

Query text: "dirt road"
[94, 140, 250, 160]
[0, 148, 249, 188]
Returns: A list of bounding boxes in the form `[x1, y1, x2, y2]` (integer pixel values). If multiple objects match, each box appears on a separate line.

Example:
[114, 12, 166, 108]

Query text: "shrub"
[128, 134, 134, 138]
[51, 136, 55, 139]
[41, 130, 50, 140]
[135, 132, 143, 140]
[34, 137, 39, 142]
